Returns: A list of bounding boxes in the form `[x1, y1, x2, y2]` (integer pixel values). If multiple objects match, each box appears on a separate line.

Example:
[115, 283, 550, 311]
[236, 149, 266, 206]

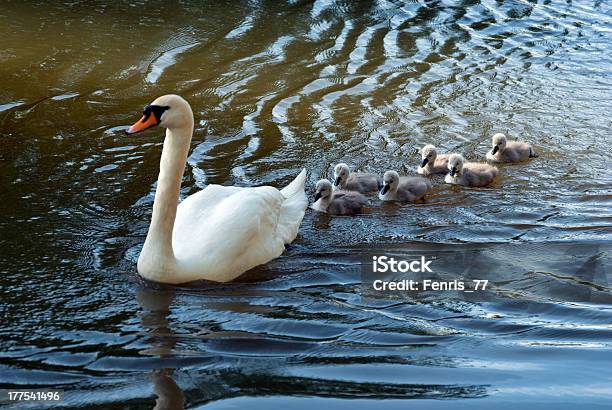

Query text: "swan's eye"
[143, 104, 170, 123]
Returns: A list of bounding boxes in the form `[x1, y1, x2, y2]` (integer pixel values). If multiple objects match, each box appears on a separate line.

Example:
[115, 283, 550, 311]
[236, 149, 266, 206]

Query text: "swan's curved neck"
[141, 123, 193, 266]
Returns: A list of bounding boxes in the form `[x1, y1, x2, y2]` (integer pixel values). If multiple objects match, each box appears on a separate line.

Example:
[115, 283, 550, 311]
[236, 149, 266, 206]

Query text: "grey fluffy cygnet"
[417, 144, 450, 176]
[333, 163, 382, 193]
[311, 179, 368, 215]
[445, 154, 499, 187]
[486, 133, 538, 163]
[379, 171, 433, 202]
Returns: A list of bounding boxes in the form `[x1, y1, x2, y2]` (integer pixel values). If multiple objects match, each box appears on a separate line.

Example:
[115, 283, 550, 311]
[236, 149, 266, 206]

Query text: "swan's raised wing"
[277, 168, 307, 243]
[172, 184, 286, 282]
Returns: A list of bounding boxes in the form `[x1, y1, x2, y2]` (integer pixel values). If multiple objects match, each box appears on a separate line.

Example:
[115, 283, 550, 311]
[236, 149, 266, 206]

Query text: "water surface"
[0, 0, 611, 409]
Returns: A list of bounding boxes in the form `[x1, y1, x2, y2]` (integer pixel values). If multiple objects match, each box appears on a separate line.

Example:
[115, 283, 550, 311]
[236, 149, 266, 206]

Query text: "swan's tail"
[281, 168, 307, 198]
[277, 168, 308, 244]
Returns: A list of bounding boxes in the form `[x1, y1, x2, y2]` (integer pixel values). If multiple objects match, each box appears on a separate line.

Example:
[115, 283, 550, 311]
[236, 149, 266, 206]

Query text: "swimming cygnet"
[417, 144, 450, 176]
[486, 133, 538, 163]
[379, 171, 433, 202]
[312, 179, 368, 215]
[333, 163, 382, 193]
[445, 154, 499, 187]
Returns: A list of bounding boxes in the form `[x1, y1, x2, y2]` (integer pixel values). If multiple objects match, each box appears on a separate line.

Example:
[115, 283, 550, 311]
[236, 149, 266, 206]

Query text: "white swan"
[126, 95, 308, 284]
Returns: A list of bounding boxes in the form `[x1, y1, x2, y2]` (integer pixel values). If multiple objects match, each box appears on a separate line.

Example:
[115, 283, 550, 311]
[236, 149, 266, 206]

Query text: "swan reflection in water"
[133, 282, 493, 408]
[136, 286, 185, 410]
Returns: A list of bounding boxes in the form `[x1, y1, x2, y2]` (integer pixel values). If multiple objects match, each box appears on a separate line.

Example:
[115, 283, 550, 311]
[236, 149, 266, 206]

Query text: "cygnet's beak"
[314, 192, 322, 202]
[449, 167, 457, 177]
[492, 145, 499, 155]
[380, 184, 390, 195]
[421, 158, 429, 167]
[334, 176, 341, 186]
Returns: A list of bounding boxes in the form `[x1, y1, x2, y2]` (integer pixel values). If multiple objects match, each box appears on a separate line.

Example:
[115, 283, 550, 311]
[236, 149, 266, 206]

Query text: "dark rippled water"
[1, 0, 611, 408]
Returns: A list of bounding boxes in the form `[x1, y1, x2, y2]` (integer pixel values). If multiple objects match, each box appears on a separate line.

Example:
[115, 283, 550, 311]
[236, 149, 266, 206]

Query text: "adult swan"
[126, 95, 308, 284]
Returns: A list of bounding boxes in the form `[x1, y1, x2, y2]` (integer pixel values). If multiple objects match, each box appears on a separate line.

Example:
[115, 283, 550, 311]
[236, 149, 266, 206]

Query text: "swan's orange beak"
[126, 114, 158, 135]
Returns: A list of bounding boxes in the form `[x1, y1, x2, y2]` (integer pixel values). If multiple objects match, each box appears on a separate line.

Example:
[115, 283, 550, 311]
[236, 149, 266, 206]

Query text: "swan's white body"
[133, 95, 308, 284]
